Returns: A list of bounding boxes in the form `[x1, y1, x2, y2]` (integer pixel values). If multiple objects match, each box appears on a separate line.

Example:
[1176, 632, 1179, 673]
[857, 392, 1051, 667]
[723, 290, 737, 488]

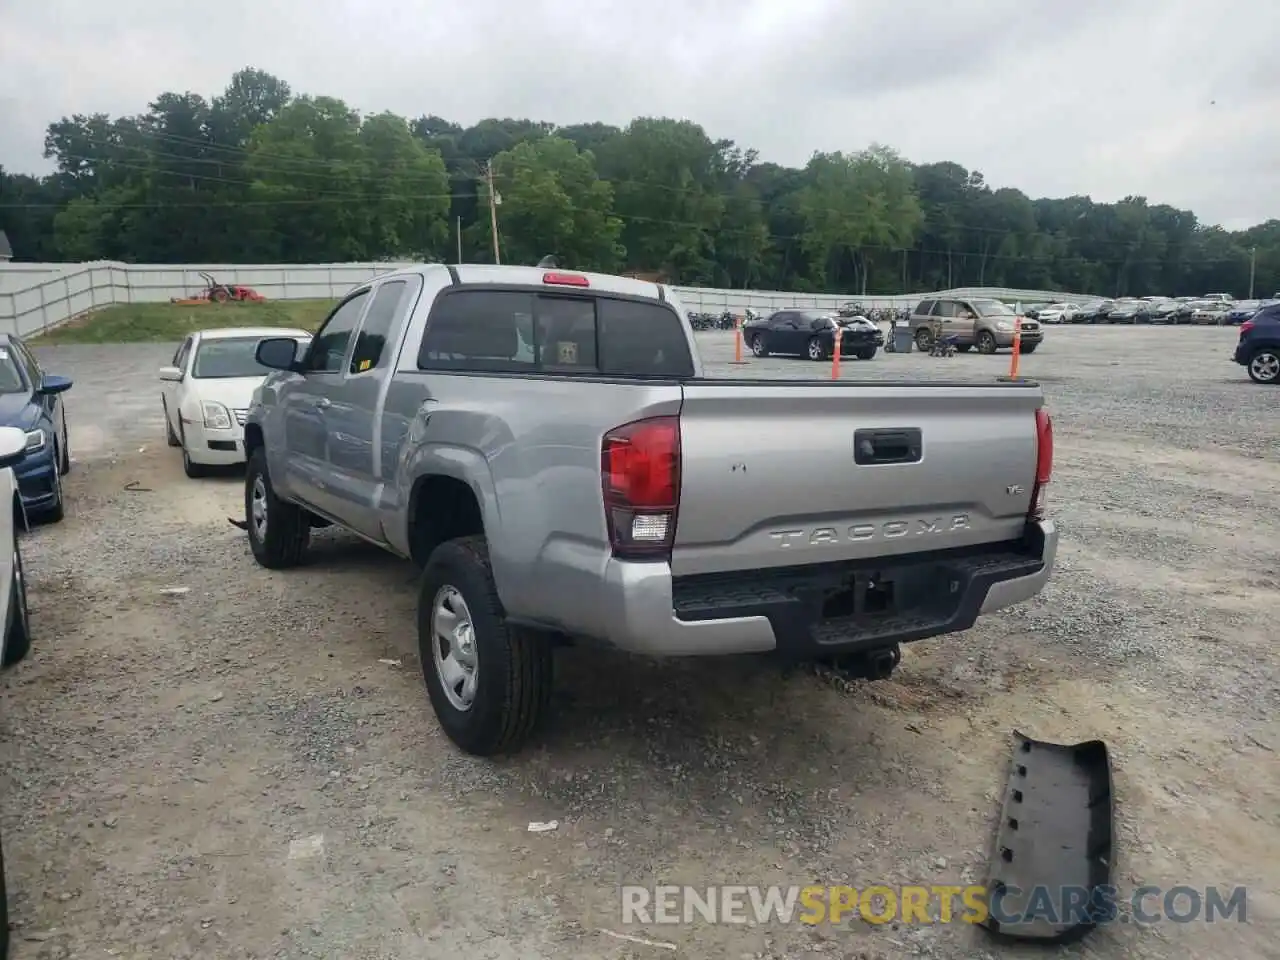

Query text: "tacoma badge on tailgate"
[769, 515, 971, 547]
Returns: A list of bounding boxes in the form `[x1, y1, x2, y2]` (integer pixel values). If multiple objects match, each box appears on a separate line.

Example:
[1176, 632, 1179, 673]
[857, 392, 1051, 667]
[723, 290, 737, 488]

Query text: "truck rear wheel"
[244, 447, 310, 568]
[418, 535, 552, 756]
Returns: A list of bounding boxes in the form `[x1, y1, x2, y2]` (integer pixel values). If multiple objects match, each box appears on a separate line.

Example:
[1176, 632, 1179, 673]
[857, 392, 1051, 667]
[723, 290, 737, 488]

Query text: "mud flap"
[982, 731, 1114, 943]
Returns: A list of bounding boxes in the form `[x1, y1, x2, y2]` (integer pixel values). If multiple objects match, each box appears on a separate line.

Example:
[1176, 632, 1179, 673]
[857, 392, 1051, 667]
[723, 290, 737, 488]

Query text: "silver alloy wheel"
[807, 338, 823, 360]
[250, 474, 269, 540]
[1250, 351, 1280, 383]
[431, 585, 478, 711]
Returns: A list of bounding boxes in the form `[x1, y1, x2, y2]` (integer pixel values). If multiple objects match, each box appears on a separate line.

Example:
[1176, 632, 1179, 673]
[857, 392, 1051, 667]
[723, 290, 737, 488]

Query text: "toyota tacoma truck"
[242, 264, 1057, 756]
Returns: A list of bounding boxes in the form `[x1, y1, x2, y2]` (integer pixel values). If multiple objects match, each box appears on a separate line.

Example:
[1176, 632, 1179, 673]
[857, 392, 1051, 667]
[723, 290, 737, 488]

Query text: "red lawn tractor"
[171, 272, 266, 305]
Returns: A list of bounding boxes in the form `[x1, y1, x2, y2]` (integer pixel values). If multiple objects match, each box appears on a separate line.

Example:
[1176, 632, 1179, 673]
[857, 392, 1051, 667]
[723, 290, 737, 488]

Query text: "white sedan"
[159, 327, 311, 478]
[1034, 302, 1081, 324]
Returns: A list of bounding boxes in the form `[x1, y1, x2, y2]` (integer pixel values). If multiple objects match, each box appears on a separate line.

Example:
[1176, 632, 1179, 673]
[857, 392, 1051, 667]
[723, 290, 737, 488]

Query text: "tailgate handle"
[854, 428, 922, 465]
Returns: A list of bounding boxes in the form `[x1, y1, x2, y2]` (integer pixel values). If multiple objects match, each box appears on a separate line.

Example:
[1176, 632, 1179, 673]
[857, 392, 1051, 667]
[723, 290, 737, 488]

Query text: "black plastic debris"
[982, 731, 1114, 943]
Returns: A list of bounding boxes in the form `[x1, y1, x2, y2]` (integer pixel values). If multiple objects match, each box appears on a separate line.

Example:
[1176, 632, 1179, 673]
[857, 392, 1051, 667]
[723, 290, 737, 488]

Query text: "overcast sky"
[1, 0, 1275, 230]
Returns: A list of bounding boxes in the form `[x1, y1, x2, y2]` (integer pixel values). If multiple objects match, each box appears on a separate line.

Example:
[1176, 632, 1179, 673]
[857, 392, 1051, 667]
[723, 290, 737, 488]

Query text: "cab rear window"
[417, 289, 695, 377]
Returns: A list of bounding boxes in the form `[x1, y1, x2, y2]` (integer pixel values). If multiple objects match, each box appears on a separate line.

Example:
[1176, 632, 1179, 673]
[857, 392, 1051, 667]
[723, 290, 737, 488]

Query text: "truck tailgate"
[672, 381, 1043, 577]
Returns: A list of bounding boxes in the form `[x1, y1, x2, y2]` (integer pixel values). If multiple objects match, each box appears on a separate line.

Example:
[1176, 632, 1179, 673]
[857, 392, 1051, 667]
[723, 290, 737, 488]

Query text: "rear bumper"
[595, 520, 1057, 657]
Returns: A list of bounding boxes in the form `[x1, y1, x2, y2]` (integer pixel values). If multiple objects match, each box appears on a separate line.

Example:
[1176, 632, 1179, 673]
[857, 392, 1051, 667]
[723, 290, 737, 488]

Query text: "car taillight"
[1029, 407, 1053, 522]
[1240, 320, 1254, 336]
[601, 416, 680, 560]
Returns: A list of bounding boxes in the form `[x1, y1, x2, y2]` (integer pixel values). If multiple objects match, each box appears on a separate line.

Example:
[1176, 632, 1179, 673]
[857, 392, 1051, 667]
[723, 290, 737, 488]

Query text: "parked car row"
[1029, 296, 1271, 326]
[0, 337, 72, 953]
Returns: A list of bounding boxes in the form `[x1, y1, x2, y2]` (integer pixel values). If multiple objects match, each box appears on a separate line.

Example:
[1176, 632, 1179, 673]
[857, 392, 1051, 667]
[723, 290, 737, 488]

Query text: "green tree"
[8, 66, 1279, 300]
[485, 136, 623, 271]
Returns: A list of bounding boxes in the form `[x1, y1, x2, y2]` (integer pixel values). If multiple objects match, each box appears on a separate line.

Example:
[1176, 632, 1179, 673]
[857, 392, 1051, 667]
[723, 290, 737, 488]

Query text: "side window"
[349, 280, 409, 374]
[306, 291, 369, 373]
[418, 291, 535, 372]
[173, 336, 193, 370]
[810, 316, 832, 331]
[597, 297, 695, 377]
[934, 301, 957, 318]
[914, 300, 934, 317]
[769, 312, 791, 328]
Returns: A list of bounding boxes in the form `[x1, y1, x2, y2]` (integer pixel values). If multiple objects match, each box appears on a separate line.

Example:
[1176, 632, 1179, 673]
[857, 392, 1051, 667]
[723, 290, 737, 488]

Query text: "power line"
[42, 130, 1232, 254]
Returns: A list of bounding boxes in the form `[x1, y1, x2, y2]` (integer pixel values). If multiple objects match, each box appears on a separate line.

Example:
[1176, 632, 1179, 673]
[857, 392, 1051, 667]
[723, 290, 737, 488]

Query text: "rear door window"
[418, 289, 695, 378]
[914, 300, 935, 316]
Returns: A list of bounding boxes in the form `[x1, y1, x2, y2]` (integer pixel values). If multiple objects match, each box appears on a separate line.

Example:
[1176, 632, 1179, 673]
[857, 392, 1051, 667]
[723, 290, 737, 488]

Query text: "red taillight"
[543, 272, 589, 287]
[601, 416, 680, 560]
[1240, 320, 1254, 336]
[1029, 407, 1053, 521]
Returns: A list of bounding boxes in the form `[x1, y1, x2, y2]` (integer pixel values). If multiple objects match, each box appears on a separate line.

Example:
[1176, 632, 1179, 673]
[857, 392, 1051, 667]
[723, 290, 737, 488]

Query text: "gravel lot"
[2, 325, 1275, 959]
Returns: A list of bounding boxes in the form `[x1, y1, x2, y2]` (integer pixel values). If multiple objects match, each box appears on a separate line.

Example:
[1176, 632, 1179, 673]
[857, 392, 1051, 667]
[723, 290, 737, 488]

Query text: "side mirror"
[158, 366, 183, 382]
[39, 373, 74, 394]
[256, 337, 303, 371]
[0, 426, 27, 470]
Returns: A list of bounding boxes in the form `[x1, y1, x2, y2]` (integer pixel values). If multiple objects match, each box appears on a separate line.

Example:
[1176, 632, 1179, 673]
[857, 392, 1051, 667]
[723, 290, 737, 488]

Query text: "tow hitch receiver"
[982, 732, 1114, 943]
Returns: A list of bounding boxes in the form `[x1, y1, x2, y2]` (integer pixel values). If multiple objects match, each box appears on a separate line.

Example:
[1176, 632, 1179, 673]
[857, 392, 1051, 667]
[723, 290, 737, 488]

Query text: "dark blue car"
[1233, 303, 1280, 384]
[0, 334, 73, 523]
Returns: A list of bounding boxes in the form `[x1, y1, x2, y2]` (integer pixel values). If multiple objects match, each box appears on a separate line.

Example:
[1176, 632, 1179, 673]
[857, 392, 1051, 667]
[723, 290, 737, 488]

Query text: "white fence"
[0, 260, 1094, 338]
[0, 263, 64, 293]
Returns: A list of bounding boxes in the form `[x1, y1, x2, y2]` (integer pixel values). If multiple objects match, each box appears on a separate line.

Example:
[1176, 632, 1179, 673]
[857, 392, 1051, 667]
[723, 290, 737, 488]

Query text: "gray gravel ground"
[0, 325, 1275, 959]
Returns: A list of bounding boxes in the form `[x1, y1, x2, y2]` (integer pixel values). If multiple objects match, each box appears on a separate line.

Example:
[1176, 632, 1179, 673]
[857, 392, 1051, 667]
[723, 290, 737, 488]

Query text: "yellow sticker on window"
[358, 358, 372, 372]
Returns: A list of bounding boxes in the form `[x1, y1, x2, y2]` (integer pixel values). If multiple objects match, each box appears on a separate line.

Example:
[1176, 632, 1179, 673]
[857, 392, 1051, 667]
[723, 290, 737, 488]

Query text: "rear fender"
[393, 444, 500, 558]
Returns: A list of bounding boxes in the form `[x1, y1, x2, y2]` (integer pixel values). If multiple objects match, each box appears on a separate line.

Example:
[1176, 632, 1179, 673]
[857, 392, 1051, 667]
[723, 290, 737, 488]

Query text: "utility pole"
[455, 216, 462, 264]
[484, 161, 501, 265]
[1248, 246, 1256, 300]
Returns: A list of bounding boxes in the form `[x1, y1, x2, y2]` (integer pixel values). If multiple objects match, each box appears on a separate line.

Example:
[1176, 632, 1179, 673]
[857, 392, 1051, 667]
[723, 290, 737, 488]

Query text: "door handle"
[854, 428, 923, 465]
[315, 397, 332, 409]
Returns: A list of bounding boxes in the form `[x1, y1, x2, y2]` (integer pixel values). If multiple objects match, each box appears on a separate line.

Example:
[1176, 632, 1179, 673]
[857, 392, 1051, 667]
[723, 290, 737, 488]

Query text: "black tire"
[856, 346, 877, 360]
[163, 399, 181, 448]
[3, 538, 30, 667]
[418, 536, 553, 756]
[750, 334, 769, 358]
[41, 450, 65, 524]
[977, 331, 998, 355]
[956, 344, 972, 353]
[1020, 343, 1038, 355]
[1246, 348, 1280, 385]
[806, 337, 826, 361]
[914, 327, 933, 352]
[182, 445, 209, 479]
[58, 409, 71, 475]
[244, 446, 310, 568]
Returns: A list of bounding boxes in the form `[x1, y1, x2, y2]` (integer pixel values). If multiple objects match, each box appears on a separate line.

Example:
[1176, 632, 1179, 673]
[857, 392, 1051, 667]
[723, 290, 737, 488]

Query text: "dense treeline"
[1, 68, 1276, 298]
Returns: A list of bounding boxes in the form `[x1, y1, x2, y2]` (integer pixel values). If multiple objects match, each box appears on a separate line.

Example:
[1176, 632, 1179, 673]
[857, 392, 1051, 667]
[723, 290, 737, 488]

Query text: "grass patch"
[31, 300, 337, 344]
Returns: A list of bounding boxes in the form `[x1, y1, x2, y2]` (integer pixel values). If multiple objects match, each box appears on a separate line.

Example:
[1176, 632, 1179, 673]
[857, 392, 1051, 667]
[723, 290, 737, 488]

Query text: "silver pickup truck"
[243, 264, 1057, 756]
